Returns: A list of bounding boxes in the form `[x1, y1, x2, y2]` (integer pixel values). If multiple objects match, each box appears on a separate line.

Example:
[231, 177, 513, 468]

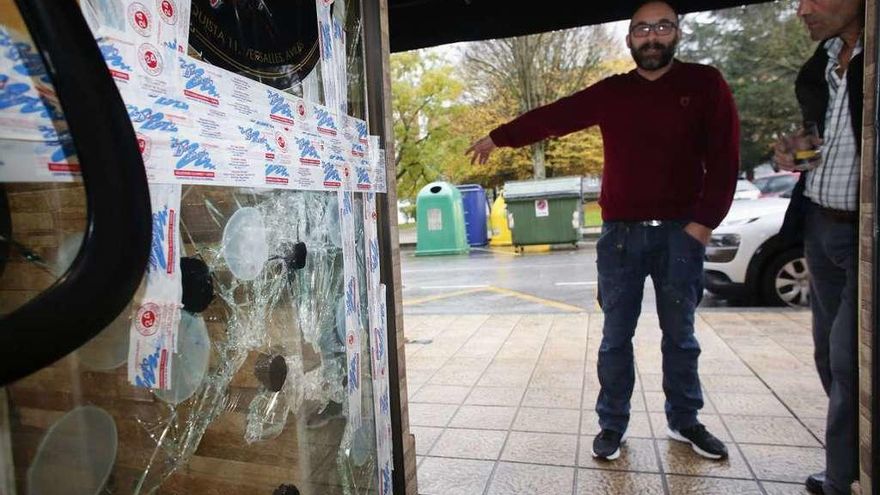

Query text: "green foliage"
[391, 51, 469, 199]
[462, 27, 620, 180]
[391, 43, 623, 196]
[392, 2, 814, 194]
[679, 1, 816, 170]
[583, 201, 603, 227]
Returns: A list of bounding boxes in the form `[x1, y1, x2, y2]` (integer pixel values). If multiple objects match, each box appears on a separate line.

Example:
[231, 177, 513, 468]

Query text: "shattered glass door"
[0, 0, 392, 493]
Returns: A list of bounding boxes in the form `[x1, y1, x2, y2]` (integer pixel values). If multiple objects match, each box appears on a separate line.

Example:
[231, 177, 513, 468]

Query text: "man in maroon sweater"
[467, 1, 739, 461]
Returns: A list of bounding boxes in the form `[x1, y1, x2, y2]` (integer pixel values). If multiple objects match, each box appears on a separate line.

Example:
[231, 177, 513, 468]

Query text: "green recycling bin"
[504, 177, 583, 247]
[415, 182, 470, 256]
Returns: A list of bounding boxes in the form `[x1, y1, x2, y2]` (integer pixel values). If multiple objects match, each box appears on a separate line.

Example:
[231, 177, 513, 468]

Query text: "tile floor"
[405, 311, 824, 495]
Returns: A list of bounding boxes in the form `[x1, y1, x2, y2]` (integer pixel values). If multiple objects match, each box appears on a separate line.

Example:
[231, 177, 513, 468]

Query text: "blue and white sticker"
[264, 163, 290, 186]
[179, 56, 223, 108]
[295, 134, 324, 167]
[267, 89, 296, 125]
[339, 189, 363, 430]
[169, 136, 220, 180]
[128, 183, 182, 389]
[2, 14, 390, 194]
[314, 103, 338, 138]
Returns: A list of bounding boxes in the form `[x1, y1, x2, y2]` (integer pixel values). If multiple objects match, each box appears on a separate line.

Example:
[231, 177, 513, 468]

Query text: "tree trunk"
[531, 142, 546, 179]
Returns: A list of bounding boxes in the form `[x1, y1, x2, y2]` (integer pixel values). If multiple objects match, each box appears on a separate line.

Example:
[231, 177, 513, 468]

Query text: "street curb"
[400, 232, 599, 249]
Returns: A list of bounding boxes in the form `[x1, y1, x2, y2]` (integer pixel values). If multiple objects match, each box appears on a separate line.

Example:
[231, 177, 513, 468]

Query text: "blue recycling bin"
[457, 184, 490, 247]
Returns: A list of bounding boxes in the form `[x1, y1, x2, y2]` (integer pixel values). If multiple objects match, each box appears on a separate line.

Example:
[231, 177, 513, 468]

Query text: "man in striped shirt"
[774, 1, 865, 494]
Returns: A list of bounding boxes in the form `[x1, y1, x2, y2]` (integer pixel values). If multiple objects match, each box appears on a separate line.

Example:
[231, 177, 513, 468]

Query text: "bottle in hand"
[791, 122, 822, 172]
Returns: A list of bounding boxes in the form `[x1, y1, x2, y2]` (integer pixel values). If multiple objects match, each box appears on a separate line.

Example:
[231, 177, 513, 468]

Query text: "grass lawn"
[583, 201, 602, 227]
[399, 222, 417, 231]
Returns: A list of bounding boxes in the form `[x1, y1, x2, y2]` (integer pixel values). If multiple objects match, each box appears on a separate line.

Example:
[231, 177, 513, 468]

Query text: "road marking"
[555, 281, 598, 286]
[403, 260, 598, 274]
[402, 285, 587, 313]
[402, 288, 487, 306]
[487, 245, 551, 255]
[418, 284, 491, 290]
[485, 287, 587, 313]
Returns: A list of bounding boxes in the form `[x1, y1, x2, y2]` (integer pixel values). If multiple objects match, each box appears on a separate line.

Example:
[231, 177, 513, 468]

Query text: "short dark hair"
[632, 0, 680, 18]
[630, 0, 682, 30]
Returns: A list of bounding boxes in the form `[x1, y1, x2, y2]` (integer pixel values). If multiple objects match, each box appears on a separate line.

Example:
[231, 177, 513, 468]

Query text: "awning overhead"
[389, 0, 770, 52]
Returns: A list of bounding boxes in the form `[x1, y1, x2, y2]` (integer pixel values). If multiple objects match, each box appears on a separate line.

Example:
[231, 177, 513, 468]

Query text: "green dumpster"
[504, 177, 583, 247]
[415, 181, 470, 256]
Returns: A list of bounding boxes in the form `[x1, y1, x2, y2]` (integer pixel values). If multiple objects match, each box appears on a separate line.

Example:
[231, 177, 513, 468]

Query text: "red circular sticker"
[157, 0, 178, 24]
[138, 43, 163, 76]
[297, 102, 306, 117]
[347, 334, 355, 345]
[127, 3, 153, 37]
[137, 133, 152, 161]
[275, 133, 287, 151]
[136, 303, 160, 336]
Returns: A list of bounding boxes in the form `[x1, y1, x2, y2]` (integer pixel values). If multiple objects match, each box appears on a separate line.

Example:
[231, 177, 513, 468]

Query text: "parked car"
[752, 172, 800, 198]
[733, 179, 761, 200]
[703, 197, 809, 307]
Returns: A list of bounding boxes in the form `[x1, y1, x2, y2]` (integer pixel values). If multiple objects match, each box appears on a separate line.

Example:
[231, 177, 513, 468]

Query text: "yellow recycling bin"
[489, 195, 512, 247]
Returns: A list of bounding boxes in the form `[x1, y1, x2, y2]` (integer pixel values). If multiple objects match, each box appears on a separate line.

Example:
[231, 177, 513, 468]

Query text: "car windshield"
[754, 175, 799, 194]
[736, 180, 759, 192]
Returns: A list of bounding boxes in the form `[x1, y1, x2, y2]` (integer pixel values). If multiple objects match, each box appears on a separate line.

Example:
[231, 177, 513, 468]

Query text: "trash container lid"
[418, 181, 458, 197]
[503, 177, 583, 200]
[581, 176, 602, 195]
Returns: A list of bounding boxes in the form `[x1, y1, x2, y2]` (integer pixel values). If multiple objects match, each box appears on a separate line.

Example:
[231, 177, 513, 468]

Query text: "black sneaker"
[591, 429, 626, 460]
[805, 472, 825, 494]
[667, 424, 728, 460]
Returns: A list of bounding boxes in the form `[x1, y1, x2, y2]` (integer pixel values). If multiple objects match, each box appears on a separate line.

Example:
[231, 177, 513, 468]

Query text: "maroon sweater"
[490, 61, 740, 229]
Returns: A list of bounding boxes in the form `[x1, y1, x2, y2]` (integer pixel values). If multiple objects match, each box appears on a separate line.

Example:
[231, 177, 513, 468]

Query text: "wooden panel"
[858, 0, 877, 491]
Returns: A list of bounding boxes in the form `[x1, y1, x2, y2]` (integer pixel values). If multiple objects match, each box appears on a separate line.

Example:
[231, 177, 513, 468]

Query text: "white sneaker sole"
[591, 433, 627, 460]
[666, 427, 724, 460]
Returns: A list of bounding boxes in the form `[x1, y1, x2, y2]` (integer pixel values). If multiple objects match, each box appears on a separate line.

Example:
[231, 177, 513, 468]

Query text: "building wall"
[859, 0, 877, 492]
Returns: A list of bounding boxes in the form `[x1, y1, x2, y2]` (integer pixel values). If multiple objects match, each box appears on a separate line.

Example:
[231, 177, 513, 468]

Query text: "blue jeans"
[804, 206, 858, 495]
[595, 221, 705, 433]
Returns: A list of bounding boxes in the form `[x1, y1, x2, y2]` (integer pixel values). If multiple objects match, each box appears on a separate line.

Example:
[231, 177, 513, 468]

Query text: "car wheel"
[760, 247, 810, 307]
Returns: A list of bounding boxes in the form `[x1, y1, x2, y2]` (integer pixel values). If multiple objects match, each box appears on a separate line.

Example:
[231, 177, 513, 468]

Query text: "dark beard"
[630, 41, 676, 70]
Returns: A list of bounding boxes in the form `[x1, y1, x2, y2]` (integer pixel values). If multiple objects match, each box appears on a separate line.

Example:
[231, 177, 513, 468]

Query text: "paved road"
[401, 243, 734, 314]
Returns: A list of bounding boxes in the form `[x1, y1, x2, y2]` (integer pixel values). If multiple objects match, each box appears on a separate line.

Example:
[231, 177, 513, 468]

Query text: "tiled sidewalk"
[405, 311, 825, 495]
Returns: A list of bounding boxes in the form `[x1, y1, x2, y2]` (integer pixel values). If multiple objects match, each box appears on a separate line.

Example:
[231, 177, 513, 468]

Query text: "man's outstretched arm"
[466, 79, 610, 164]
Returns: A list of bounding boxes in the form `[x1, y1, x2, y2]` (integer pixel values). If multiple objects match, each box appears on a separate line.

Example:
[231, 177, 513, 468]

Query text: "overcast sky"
[421, 19, 631, 64]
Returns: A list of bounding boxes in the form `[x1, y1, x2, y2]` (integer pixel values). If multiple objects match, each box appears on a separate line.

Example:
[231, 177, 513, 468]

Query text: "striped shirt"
[804, 37, 862, 211]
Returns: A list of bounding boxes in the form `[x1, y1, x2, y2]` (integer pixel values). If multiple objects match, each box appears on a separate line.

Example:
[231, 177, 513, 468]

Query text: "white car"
[703, 197, 810, 307]
[733, 179, 762, 200]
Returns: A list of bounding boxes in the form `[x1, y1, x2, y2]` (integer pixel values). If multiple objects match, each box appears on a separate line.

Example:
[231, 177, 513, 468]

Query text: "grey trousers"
[804, 206, 859, 495]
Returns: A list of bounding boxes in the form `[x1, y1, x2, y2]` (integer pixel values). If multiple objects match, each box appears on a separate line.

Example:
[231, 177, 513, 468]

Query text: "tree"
[679, 1, 815, 172]
[463, 26, 619, 179]
[391, 51, 469, 199]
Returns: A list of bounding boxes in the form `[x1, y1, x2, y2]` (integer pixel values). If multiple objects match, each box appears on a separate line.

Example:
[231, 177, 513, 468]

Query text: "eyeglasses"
[630, 21, 678, 38]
